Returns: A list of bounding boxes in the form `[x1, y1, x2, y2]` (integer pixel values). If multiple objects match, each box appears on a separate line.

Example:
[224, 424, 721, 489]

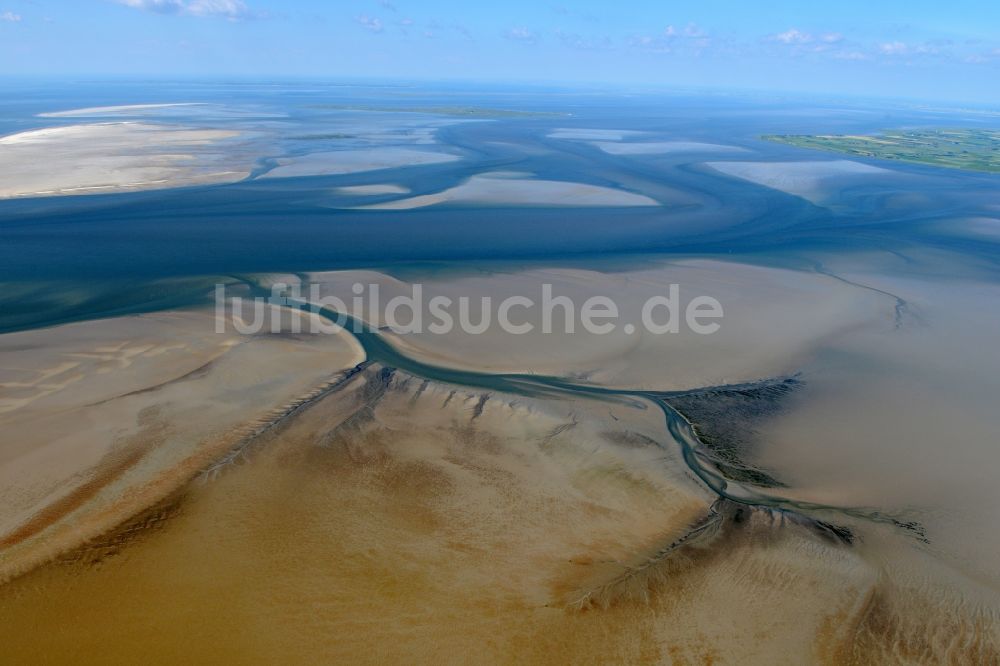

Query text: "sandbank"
[294, 259, 893, 390]
[261, 147, 461, 179]
[0, 365, 882, 663]
[548, 128, 646, 141]
[334, 184, 411, 196]
[356, 172, 659, 209]
[0, 305, 363, 582]
[706, 159, 893, 203]
[0, 122, 253, 198]
[39, 103, 206, 118]
[593, 140, 748, 155]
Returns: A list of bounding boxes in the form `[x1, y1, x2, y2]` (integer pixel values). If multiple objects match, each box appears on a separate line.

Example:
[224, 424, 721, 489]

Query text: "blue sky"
[2, 0, 999, 103]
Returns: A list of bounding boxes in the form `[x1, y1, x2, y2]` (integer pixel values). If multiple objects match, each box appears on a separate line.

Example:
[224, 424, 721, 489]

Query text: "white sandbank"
[38, 103, 206, 118]
[706, 159, 892, 203]
[355, 172, 659, 209]
[0, 122, 252, 199]
[593, 140, 748, 155]
[260, 147, 461, 179]
[547, 128, 646, 141]
[335, 184, 411, 196]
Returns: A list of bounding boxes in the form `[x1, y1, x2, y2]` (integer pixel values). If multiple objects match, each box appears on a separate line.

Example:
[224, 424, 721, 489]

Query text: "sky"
[1, 0, 999, 104]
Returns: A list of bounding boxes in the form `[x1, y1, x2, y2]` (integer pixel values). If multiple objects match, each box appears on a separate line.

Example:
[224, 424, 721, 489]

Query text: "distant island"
[762, 128, 1000, 173]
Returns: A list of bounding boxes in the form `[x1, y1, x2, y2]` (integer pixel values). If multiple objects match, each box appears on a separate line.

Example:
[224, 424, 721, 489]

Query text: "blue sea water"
[0, 80, 997, 331]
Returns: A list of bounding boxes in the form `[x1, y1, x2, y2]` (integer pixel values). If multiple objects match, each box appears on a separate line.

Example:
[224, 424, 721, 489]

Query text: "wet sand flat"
[0, 242, 996, 664]
[0, 367, 886, 664]
[356, 172, 661, 209]
[1, 86, 999, 664]
[706, 159, 895, 203]
[0, 123, 253, 198]
[261, 147, 462, 178]
[294, 259, 891, 390]
[592, 141, 747, 155]
[0, 306, 364, 583]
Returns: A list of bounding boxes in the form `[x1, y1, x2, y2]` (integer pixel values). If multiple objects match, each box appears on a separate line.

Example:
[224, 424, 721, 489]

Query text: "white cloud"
[759, 28, 983, 64]
[773, 28, 813, 44]
[356, 14, 384, 33]
[629, 34, 667, 53]
[914, 43, 942, 55]
[0, 11, 21, 22]
[879, 41, 909, 55]
[834, 50, 869, 61]
[768, 28, 848, 54]
[962, 47, 999, 63]
[556, 29, 612, 51]
[647, 22, 711, 53]
[683, 23, 706, 38]
[117, 0, 183, 13]
[875, 40, 947, 59]
[663, 23, 708, 39]
[187, 0, 250, 18]
[379, 0, 397, 11]
[630, 26, 714, 56]
[116, 0, 253, 20]
[965, 49, 1000, 65]
[504, 26, 538, 44]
